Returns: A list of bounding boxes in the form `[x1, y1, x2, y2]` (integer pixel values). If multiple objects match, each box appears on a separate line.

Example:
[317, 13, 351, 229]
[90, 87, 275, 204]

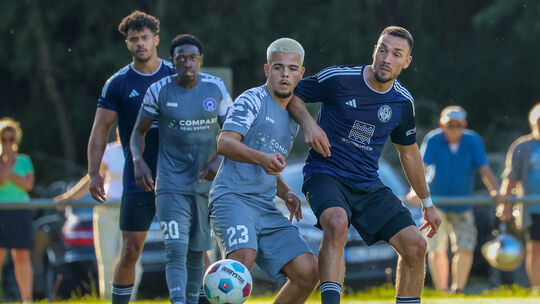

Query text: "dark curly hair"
[169, 34, 203, 57]
[118, 11, 160, 37]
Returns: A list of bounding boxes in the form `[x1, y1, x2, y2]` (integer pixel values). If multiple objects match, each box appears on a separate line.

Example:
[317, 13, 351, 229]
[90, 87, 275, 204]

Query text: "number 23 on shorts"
[227, 225, 249, 247]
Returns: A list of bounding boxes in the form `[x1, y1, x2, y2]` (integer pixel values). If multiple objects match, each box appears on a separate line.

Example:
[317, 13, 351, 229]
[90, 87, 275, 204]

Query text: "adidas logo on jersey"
[345, 99, 357, 108]
[129, 89, 140, 98]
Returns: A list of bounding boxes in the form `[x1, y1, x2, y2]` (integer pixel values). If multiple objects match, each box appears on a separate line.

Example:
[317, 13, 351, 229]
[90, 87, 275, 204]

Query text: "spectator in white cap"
[408, 105, 500, 293]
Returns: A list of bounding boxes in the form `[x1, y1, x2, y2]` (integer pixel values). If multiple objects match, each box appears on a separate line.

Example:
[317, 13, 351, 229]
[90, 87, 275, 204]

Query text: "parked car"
[1, 189, 167, 301]
[249, 159, 423, 291]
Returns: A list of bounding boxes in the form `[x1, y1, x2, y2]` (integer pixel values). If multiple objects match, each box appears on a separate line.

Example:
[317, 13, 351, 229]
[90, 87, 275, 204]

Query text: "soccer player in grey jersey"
[131, 34, 232, 304]
[209, 38, 318, 304]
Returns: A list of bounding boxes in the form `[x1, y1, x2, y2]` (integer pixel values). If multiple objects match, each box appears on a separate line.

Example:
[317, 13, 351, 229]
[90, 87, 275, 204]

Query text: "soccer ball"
[203, 259, 253, 304]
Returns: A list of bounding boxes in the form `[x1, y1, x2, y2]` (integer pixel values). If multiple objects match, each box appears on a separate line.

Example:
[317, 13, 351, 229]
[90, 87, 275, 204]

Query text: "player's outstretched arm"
[217, 130, 285, 175]
[395, 143, 441, 238]
[276, 175, 302, 222]
[88, 108, 117, 203]
[287, 95, 331, 157]
[130, 114, 154, 191]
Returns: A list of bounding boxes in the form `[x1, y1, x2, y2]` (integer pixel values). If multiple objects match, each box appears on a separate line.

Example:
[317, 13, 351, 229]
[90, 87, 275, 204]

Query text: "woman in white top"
[55, 130, 143, 300]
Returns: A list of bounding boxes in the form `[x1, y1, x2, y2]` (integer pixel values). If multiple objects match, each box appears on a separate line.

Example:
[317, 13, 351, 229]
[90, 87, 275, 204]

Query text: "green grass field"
[7, 297, 537, 304]
[4, 285, 537, 304]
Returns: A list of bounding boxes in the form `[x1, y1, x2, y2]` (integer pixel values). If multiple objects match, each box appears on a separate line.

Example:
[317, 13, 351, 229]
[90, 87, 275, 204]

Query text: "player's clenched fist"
[260, 153, 286, 175]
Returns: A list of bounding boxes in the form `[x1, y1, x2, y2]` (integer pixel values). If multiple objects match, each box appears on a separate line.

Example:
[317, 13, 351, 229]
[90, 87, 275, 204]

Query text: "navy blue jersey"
[97, 59, 175, 194]
[294, 65, 416, 188]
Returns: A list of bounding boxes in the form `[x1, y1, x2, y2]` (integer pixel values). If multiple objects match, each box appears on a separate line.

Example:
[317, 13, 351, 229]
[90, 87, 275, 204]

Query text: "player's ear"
[199, 54, 204, 67]
[154, 34, 160, 46]
[264, 64, 269, 78]
[402, 55, 412, 70]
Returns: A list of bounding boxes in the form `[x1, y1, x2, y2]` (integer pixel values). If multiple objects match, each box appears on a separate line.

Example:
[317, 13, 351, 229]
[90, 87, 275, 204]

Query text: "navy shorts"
[0, 210, 34, 249]
[120, 192, 156, 231]
[302, 174, 415, 245]
[527, 213, 540, 241]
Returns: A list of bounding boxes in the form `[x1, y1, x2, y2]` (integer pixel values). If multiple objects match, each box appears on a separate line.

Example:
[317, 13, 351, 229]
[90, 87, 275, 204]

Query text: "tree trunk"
[30, 0, 76, 175]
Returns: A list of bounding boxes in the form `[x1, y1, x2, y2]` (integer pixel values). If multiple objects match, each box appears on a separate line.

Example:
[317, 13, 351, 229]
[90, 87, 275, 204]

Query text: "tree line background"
[1, 0, 538, 191]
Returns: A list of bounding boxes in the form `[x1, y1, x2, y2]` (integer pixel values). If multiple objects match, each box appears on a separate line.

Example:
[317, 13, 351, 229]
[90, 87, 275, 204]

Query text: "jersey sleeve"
[390, 102, 417, 145]
[97, 76, 121, 112]
[222, 91, 262, 137]
[216, 79, 233, 124]
[140, 82, 161, 121]
[294, 74, 327, 103]
[18, 155, 34, 176]
[472, 134, 489, 168]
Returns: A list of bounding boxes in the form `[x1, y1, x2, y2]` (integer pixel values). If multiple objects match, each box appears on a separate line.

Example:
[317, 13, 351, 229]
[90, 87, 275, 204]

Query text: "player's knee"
[300, 259, 319, 289]
[227, 248, 257, 270]
[402, 235, 427, 263]
[120, 238, 144, 265]
[322, 214, 349, 245]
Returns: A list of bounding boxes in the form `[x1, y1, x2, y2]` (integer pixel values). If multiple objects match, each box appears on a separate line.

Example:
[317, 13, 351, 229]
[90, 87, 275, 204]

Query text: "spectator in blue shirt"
[408, 106, 499, 293]
[499, 103, 540, 295]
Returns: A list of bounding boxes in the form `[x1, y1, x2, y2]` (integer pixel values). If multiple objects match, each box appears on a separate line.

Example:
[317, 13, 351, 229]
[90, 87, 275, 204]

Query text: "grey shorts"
[156, 192, 213, 251]
[425, 208, 477, 253]
[209, 193, 312, 280]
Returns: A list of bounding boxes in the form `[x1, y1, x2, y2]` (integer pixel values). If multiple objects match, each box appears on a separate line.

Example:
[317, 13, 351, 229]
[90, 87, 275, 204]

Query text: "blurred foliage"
[1, 0, 539, 188]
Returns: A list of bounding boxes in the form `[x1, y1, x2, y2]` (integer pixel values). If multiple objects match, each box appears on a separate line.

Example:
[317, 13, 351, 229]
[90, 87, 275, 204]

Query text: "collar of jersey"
[362, 65, 394, 95]
[129, 59, 163, 76]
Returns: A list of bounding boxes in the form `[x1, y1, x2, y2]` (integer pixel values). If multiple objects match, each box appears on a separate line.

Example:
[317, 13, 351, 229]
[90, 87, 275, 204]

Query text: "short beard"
[274, 89, 292, 98]
[373, 69, 393, 83]
[133, 52, 152, 63]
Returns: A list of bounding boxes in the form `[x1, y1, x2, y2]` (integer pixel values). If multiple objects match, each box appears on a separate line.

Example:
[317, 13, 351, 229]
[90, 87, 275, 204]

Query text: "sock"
[112, 283, 133, 304]
[320, 281, 341, 304]
[396, 296, 421, 303]
[165, 241, 189, 304]
[198, 287, 210, 304]
[186, 250, 205, 304]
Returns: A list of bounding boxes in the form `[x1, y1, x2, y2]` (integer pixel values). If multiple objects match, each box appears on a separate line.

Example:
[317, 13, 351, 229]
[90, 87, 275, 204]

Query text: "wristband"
[421, 197, 433, 208]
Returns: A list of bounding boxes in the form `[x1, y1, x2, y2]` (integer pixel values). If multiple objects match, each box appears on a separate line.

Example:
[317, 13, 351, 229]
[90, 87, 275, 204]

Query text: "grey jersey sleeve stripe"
[142, 76, 171, 117]
[223, 88, 263, 130]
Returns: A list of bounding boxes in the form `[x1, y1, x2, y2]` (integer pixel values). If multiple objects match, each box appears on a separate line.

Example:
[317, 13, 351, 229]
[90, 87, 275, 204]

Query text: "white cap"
[440, 106, 467, 124]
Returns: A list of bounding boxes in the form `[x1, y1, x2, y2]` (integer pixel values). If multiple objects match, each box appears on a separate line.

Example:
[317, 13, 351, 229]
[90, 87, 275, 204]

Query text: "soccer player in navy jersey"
[87, 11, 175, 304]
[287, 26, 441, 304]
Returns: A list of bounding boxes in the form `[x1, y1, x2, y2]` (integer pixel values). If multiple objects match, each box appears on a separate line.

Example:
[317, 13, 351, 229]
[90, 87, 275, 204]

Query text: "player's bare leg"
[319, 207, 348, 282]
[275, 253, 318, 304]
[389, 225, 427, 297]
[317, 207, 349, 303]
[227, 248, 257, 270]
[114, 230, 147, 284]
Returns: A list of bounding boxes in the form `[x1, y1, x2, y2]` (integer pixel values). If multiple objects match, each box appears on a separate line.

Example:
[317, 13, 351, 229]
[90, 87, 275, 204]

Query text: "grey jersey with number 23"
[210, 85, 299, 204]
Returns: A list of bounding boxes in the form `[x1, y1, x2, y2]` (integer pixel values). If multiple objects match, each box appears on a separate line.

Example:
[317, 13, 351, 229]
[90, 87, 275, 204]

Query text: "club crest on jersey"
[377, 105, 392, 123]
[203, 98, 217, 112]
[349, 120, 375, 145]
